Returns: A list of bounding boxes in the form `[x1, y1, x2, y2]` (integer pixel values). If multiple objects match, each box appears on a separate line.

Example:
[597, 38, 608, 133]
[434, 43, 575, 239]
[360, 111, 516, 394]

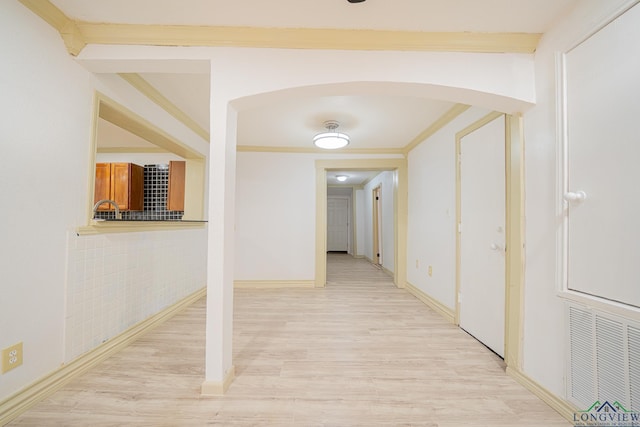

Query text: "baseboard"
[381, 265, 394, 278]
[201, 366, 236, 396]
[405, 281, 456, 324]
[0, 287, 207, 426]
[506, 366, 578, 422]
[234, 280, 315, 289]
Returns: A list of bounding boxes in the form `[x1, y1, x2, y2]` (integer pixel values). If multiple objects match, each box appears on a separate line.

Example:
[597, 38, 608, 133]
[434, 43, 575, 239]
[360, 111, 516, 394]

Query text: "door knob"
[563, 191, 587, 202]
[490, 243, 500, 251]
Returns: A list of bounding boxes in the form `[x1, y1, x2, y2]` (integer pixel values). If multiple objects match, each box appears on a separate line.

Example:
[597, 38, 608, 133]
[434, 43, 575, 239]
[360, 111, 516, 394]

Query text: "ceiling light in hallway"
[314, 120, 350, 150]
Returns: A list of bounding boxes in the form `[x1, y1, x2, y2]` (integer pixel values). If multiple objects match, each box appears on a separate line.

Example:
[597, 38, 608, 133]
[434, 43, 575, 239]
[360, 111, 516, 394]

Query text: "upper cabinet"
[167, 161, 186, 211]
[94, 163, 144, 211]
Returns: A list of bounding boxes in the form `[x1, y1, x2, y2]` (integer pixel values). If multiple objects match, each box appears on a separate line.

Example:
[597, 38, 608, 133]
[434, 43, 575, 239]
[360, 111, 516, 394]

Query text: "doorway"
[314, 159, 408, 288]
[327, 196, 350, 253]
[372, 186, 382, 266]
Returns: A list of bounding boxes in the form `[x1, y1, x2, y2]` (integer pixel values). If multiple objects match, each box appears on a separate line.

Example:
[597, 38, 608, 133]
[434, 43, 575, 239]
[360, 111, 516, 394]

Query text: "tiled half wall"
[64, 228, 207, 362]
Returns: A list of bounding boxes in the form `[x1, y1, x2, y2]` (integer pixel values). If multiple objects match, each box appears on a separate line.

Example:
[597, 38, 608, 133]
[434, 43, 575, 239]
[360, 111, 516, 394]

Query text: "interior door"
[327, 197, 349, 252]
[459, 115, 506, 357]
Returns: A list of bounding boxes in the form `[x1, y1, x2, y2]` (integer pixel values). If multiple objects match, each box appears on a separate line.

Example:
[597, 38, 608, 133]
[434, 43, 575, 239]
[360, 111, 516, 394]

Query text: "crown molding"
[236, 145, 405, 155]
[118, 73, 210, 143]
[403, 103, 472, 155]
[20, 1, 541, 55]
[19, 0, 68, 32]
[96, 147, 169, 154]
[19, 0, 86, 55]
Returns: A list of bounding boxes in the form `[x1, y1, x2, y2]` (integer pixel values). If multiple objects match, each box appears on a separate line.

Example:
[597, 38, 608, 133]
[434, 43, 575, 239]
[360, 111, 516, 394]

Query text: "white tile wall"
[64, 228, 207, 362]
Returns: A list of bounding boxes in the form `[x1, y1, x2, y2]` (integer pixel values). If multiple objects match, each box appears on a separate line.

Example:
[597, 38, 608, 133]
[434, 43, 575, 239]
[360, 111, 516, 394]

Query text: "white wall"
[0, 2, 208, 402]
[363, 171, 395, 273]
[235, 153, 401, 281]
[235, 152, 317, 281]
[406, 107, 492, 309]
[0, 2, 91, 400]
[521, 0, 637, 398]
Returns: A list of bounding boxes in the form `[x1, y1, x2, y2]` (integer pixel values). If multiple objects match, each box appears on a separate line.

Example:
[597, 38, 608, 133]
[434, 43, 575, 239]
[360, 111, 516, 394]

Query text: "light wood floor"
[9, 254, 569, 426]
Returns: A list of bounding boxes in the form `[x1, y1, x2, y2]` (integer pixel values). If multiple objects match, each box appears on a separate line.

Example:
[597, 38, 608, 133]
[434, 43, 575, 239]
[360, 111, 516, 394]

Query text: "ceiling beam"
[21, 1, 541, 56]
[78, 24, 541, 54]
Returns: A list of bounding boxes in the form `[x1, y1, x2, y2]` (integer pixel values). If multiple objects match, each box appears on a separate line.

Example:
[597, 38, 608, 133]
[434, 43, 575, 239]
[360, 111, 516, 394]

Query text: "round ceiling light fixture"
[336, 175, 348, 182]
[313, 120, 350, 150]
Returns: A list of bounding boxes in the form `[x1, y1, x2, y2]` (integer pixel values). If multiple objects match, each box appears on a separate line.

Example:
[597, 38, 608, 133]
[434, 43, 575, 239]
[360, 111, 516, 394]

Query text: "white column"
[201, 71, 237, 395]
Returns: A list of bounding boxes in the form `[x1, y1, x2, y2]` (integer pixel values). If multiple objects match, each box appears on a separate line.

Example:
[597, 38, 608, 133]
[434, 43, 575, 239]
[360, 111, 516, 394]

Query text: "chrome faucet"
[93, 199, 122, 220]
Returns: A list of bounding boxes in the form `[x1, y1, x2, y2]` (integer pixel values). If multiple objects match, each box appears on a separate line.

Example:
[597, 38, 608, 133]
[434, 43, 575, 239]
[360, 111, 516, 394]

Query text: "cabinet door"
[167, 161, 186, 211]
[111, 163, 131, 210]
[94, 163, 112, 210]
[128, 163, 144, 211]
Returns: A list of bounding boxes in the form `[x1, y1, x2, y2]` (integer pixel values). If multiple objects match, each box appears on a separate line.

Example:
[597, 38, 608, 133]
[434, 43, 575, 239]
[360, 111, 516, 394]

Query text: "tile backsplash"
[94, 164, 183, 221]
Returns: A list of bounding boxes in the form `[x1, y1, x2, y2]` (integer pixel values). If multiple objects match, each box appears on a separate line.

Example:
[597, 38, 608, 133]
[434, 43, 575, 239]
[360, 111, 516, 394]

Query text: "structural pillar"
[201, 71, 237, 395]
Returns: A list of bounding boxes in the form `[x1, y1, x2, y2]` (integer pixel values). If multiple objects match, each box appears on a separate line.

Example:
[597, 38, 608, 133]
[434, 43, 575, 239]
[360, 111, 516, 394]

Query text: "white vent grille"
[629, 325, 640, 412]
[567, 303, 639, 411]
[595, 316, 625, 403]
[569, 306, 595, 405]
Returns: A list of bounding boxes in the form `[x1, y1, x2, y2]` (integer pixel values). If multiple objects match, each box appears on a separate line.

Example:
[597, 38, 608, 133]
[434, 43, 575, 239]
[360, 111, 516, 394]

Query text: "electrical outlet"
[428, 265, 433, 277]
[2, 342, 23, 373]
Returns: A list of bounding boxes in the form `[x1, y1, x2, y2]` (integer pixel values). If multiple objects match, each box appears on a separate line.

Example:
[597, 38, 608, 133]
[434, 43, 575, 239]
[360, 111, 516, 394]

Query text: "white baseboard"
[506, 366, 578, 422]
[0, 287, 206, 426]
[405, 281, 456, 324]
[234, 280, 315, 289]
[201, 366, 236, 396]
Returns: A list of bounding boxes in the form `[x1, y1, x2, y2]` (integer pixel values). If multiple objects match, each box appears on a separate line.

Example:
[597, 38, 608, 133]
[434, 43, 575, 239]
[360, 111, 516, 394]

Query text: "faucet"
[93, 199, 122, 220]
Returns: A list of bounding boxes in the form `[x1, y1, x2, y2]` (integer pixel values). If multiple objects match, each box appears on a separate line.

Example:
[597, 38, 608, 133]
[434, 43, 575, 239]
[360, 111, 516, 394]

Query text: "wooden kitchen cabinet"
[167, 161, 186, 211]
[94, 162, 144, 211]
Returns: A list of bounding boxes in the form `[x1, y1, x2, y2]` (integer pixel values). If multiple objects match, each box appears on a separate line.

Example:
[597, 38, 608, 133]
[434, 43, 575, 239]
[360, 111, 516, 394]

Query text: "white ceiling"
[75, 1, 578, 163]
[50, 0, 576, 33]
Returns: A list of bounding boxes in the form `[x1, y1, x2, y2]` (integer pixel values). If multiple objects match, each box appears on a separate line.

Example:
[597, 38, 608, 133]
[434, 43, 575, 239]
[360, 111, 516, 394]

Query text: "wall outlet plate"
[2, 342, 23, 373]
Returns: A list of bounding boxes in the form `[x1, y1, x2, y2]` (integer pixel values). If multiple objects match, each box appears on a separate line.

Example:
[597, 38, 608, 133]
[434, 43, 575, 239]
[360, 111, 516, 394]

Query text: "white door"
[327, 197, 349, 252]
[459, 115, 506, 357]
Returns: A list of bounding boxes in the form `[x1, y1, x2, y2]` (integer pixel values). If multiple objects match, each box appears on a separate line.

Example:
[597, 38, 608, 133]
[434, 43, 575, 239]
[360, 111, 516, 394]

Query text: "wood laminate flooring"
[9, 254, 570, 426]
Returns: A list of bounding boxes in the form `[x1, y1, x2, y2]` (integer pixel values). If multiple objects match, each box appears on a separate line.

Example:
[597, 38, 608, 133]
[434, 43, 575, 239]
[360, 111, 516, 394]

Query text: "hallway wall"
[363, 171, 396, 273]
[406, 106, 492, 310]
[521, 0, 638, 397]
[0, 2, 209, 403]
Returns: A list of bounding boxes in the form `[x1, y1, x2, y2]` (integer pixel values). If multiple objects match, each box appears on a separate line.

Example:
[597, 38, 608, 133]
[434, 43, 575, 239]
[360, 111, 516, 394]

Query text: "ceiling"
[68, 0, 578, 167]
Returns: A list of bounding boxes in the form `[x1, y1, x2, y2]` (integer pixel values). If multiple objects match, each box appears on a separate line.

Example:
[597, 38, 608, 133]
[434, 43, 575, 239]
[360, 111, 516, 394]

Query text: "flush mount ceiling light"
[313, 120, 350, 150]
[336, 175, 348, 182]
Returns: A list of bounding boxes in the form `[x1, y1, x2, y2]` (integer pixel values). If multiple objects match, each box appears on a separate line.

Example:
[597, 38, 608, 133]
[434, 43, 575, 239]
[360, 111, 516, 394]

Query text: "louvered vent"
[629, 325, 640, 412]
[567, 303, 639, 411]
[595, 316, 625, 403]
[569, 306, 595, 406]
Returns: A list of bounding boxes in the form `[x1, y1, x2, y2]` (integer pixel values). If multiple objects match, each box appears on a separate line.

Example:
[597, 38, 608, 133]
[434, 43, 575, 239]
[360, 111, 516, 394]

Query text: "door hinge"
[457, 223, 462, 233]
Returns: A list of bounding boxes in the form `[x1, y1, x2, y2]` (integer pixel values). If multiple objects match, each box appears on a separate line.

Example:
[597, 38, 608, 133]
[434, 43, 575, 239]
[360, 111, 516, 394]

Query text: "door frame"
[372, 185, 382, 265]
[455, 112, 525, 370]
[315, 158, 407, 289]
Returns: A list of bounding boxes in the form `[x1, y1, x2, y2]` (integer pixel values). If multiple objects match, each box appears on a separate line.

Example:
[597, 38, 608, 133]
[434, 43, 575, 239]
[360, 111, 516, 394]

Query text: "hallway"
[9, 254, 569, 426]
